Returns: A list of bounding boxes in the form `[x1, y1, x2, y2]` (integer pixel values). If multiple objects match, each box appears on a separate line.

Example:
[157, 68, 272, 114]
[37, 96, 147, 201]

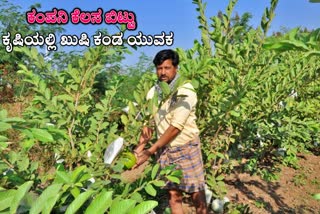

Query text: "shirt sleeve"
[170, 83, 197, 130]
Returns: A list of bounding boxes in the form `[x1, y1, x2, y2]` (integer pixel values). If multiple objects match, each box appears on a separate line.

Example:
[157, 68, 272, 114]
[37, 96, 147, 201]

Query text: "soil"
[224, 153, 320, 214]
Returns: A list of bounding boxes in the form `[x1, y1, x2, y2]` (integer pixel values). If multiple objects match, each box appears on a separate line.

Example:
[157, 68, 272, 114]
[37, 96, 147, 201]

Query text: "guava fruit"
[120, 152, 137, 169]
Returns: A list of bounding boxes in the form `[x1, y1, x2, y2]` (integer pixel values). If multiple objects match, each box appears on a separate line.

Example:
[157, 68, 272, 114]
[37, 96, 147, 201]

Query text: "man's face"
[156, 59, 177, 84]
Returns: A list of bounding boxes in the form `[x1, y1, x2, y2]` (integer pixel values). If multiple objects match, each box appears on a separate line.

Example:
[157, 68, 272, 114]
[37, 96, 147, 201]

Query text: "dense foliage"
[0, 0, 319, 213]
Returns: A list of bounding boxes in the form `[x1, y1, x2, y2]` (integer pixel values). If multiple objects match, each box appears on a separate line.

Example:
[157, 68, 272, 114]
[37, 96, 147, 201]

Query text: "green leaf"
[78, 174, 92, 183]
[130, 192, 143, 202]
[191, 79, 200, 89]
[171, 169, 183, 178]
[144, 184, 156, 197]
[0, 122, 11, 132]
[280, 40, 309, 51]
[230, 110, 240, 117]
[71, 165, 87, 183]
[0, 190, 16, 211]
[95, 103, 104, 111]
[0, 135, 8, 142]
[304, 50, 320, 58]
[21, 139, 35, 150]
[10, 181, 33, 214]
[166, 175, 180, 184]
[159, 82, 171, 96]
[109, 199, 136, 214]
[313, 193, 320, 200]
[76, 105, 89, 113]
[160, 164, 176, 175]
[65, 190, 95, 214]
[0, 110, 8, 120]
[152, 180, 165, 187]
[31, 47, 38, 59]
[67, 102, 76, 112]
[54, 171, 70, 184]
[121, 183, 131, 197]
[79, 88, 92, 99]
[147, 97, 155, 116]
[151, 164, 160, 180]
[56, 94, 74, 102]
[133, 91, 142, 104]
[129, 200, 158, 214]
[85, 190, 113, 214]
[121, 115, 129, 125]
[30, 128, 54, 142]
[216, 175, 225, 181]
[216, 152, 225, 159]
[263, 40, 309, 52]
[70, 187, 81, 198]
[29, 183, 62, 214]
[0, 142, 8, 150]
[44, 88, 51, 100]
[42, 192, 61, 214]
[17, 158, 29, 171]
[128, 101, 137, 116]
[3, 117, 25, 123]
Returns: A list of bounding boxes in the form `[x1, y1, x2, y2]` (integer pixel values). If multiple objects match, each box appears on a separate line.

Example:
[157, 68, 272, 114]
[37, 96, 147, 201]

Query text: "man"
[134, 49, 208, 214]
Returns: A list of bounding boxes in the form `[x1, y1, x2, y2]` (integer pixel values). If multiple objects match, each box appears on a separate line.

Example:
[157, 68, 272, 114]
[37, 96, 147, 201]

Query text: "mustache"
[159, 75, 167, 79]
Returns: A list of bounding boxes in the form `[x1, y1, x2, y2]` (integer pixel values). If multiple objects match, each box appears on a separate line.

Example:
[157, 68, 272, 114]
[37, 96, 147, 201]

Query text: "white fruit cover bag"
[104, 137, 124, 165]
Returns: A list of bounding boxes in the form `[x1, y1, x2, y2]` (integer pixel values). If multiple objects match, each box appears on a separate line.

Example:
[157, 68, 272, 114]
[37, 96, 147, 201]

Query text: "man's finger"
[132, 163, 140, 169]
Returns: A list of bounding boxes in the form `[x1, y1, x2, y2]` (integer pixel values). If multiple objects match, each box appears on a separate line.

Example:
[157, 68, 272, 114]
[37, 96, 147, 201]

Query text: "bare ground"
[224, 153, 320, 214]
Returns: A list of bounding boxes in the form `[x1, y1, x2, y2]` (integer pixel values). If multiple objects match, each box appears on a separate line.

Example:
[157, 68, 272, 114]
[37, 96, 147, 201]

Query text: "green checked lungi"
[158, 139, 206, 193]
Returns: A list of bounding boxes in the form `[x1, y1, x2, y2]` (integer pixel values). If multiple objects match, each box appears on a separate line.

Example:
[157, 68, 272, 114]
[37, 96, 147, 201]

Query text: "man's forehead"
[157, 59, 174, 66]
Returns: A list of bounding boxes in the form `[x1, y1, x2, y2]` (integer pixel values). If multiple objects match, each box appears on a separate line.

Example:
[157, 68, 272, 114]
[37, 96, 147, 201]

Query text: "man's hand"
[134, 126, 153, 158]
[133, 150, 152, 169]
[140, 126, 153, 143]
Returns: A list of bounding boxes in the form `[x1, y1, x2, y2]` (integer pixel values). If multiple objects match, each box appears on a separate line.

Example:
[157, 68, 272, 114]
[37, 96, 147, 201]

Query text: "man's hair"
[153, 49, 179, 67]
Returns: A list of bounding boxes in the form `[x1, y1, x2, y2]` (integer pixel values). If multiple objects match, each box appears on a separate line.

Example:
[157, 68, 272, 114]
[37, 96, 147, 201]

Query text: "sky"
[6, 0, 320, 66]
